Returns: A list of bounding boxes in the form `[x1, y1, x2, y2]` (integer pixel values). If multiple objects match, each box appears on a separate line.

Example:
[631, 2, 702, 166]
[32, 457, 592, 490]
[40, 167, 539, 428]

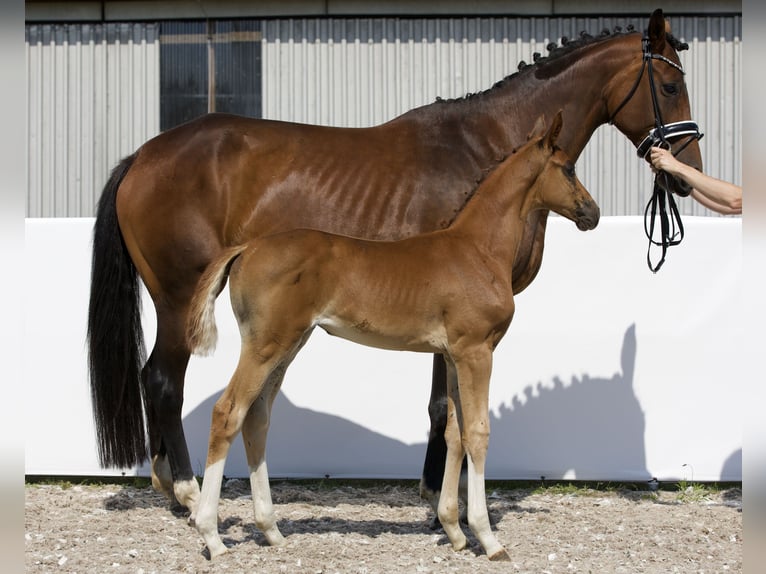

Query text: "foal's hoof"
[208, 545, 228, 560]
[488, 548, 511, 562]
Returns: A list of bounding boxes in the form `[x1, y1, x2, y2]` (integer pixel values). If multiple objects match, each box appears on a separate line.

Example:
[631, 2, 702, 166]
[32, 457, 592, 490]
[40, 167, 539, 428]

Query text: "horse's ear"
[543, 110, 563, 150]
[647, 8, 667, 53]
[528, 114, 547, 140]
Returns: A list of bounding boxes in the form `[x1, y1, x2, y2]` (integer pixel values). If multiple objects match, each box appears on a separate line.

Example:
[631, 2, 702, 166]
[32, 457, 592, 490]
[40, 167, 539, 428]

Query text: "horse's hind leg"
[196, 347, 281, 558]
[241, 364, 289, 547]
[142, 308, 200, 519]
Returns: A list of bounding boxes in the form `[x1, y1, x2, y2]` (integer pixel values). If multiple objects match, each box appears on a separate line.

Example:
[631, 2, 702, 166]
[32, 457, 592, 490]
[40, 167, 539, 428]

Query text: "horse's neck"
[428, 37, 633, 163]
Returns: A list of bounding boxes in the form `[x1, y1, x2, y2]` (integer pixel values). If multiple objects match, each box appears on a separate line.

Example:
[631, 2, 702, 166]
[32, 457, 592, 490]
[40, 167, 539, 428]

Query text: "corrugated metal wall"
[26, 23, 160, 217]
[262, 15, 742, 217]
[26, 14, 740, 217]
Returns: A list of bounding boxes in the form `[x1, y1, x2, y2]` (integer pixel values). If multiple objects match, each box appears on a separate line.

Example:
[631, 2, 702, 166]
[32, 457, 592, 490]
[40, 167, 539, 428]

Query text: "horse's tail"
[187, 245, 249, 357]
[87, 153, 148, 469]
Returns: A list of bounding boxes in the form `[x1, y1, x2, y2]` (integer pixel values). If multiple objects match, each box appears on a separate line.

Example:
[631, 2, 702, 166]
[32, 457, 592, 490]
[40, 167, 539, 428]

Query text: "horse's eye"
[662, 83, 679, 96]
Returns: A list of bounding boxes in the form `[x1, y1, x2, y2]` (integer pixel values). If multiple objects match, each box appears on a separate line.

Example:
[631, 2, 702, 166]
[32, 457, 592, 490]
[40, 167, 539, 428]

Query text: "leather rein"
[609, 36, 704, 272]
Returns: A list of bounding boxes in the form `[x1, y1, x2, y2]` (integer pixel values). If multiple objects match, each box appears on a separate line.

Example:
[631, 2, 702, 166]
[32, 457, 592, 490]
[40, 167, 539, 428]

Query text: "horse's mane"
[436, 25, 689, 104]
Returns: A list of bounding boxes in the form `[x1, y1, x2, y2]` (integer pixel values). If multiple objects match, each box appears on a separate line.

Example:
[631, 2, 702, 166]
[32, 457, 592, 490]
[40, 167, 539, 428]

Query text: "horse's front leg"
[420, 354, 449, 518]
[436, 358, 468, 551]
[454, 347, 510, 561]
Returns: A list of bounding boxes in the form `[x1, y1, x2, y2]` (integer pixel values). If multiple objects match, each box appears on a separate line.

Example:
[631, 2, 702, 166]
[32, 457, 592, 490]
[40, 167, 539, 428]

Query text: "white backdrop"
[24, 216, 743, 482]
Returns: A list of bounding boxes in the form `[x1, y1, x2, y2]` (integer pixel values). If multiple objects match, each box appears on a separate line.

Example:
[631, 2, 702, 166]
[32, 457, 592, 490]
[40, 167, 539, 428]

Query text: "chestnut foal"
[187, 111, 599, 560]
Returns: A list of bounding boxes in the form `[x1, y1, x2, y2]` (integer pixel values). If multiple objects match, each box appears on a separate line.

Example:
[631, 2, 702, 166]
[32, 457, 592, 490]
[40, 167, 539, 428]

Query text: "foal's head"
[525, 111, 600, 231]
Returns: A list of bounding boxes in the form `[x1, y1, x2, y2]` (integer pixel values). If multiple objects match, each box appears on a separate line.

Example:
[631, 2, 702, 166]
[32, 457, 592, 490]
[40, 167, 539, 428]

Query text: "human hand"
[649, 147, 681, 175]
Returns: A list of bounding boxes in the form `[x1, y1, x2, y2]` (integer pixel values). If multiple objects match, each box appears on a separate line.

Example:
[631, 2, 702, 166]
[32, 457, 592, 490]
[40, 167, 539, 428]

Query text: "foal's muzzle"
[575, 201, 600, 231]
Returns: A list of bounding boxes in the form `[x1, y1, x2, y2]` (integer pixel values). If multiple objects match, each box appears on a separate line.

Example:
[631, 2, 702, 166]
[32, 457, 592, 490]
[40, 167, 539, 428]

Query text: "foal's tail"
[187, 245, 249, 357]
[87, 153, 148, 469]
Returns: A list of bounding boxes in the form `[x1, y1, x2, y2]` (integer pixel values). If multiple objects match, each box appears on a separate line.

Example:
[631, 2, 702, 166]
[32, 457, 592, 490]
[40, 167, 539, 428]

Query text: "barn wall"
[262, 15, 742, 217]
[25, 13, 740, 217]
[26, 23, 160, 217]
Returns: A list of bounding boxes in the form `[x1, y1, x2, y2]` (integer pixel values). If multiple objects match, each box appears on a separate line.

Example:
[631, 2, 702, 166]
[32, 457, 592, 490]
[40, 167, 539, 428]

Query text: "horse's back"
[114, 111, 486, 303]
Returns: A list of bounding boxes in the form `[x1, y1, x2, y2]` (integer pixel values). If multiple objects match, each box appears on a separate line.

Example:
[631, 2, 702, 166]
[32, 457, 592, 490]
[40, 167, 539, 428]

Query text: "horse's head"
[606, 9, 703, 197]
[529, 111, 600, 231]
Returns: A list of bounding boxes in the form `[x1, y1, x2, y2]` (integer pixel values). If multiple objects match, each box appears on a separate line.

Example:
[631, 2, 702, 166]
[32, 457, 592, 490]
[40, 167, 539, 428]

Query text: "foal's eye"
[661, 83, 679, 96]
[565, 163, 575, 177]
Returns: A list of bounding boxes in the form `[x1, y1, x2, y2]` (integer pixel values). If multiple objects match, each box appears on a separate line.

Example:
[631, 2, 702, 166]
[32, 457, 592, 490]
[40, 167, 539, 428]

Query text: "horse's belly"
[318, 316, 446, 354]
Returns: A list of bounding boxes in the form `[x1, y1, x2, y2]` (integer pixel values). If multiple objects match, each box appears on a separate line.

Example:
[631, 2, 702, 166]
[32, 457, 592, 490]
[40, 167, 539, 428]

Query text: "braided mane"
[436, 25, 689, 104]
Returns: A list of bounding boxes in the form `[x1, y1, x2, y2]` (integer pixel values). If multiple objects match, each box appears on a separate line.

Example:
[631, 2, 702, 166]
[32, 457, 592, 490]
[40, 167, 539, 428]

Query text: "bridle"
[609, 36, 704, 272]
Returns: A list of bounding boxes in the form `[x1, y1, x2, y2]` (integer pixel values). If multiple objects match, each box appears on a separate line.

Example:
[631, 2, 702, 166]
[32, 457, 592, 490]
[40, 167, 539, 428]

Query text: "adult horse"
[88, 9, 702, 518]
[186, 111, 599, 560]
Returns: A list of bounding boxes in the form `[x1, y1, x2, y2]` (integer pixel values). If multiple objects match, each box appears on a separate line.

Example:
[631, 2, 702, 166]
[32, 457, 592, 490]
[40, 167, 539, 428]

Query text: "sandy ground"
[25, 479, 742, 573]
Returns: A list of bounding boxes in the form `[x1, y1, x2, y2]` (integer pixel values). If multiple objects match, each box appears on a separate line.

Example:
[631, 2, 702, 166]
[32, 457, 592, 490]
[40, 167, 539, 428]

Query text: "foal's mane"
[436, 25, 689, 104]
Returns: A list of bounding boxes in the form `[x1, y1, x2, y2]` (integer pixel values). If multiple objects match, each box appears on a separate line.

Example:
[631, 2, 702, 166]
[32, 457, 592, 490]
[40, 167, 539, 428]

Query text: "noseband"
[609, 36, 704, 273]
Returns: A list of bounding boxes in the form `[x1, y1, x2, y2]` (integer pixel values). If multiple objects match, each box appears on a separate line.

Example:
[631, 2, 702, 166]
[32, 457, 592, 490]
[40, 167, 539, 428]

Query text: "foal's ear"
[528, 114, 547, 140]
[647, 8, 667, 53]
[542, 110, 563, 150]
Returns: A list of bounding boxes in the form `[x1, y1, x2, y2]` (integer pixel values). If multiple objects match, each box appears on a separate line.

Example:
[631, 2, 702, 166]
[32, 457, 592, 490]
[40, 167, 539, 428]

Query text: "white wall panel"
[26, 23, 160, 217]
[263, 15, 741, 217]
[24, 217, 743, 481]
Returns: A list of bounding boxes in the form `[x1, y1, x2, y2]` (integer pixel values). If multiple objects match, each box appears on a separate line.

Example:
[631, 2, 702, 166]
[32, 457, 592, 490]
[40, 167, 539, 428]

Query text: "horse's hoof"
[488, 548, 511, 561]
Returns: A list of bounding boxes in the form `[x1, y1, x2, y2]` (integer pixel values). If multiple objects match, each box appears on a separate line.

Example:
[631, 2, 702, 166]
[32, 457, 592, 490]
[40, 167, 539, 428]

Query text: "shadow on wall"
[181, 324, 649, 480]
[486, 323, 649, 480]
[721, 449, 742, 482]
[181, 391, 426, 479]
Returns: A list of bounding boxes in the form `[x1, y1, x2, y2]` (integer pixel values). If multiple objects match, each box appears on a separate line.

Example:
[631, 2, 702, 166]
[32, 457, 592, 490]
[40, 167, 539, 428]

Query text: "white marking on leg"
[466, 454, 508, 560]
[173, 478, 201, 524]
[196, 459, 228, 558]
[151, 454, 173, 497]
[249, 461, 285, 546]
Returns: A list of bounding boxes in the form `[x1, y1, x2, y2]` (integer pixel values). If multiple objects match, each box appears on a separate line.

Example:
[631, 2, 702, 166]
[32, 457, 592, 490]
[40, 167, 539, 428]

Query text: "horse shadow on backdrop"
[486, 323, 648, 481]
[180, 323, 648, 486]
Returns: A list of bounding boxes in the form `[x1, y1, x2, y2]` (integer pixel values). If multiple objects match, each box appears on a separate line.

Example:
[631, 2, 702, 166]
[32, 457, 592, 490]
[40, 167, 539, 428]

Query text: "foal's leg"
[436, 358, 468, 551]
[196, 349, 279, 558]
[241, 364, 290, 547]
[453, 348, 509, 561]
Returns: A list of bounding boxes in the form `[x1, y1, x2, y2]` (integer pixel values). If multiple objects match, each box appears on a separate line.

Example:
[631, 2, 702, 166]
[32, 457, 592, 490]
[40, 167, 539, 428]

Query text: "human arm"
[649, 147, 742, 215]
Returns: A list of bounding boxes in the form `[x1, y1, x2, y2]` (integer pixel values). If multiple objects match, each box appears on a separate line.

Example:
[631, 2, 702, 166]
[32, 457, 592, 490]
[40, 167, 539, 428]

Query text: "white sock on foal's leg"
[249, 461, 285, 546]
[196, 459, 228, 558]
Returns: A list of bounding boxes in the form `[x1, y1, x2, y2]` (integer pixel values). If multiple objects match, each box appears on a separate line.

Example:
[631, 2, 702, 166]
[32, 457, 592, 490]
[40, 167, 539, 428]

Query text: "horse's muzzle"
[575, 201, 600, 231]
[657, 172, 693, 197]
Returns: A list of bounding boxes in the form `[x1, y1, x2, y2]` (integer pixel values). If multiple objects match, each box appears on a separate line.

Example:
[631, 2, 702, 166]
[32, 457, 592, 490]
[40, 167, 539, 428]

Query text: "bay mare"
[186, 112, 599, 560]
[87, 9, 702, 519]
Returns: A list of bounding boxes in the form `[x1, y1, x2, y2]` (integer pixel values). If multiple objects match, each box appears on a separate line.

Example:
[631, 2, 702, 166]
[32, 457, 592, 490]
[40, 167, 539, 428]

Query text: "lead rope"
[644, 169, 685, 272]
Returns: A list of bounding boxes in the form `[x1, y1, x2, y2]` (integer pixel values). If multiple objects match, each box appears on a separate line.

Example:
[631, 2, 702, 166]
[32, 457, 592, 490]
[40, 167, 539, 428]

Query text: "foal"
[187, 111, 599, 560]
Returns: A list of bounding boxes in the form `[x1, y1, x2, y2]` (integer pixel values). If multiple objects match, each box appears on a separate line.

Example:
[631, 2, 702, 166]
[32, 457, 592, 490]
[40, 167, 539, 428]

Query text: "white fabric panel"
[24, 217, 742, 481]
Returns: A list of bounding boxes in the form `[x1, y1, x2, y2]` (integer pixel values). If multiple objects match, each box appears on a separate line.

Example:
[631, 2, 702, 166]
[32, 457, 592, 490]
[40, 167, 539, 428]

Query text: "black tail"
[87, 153, 148, 469]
